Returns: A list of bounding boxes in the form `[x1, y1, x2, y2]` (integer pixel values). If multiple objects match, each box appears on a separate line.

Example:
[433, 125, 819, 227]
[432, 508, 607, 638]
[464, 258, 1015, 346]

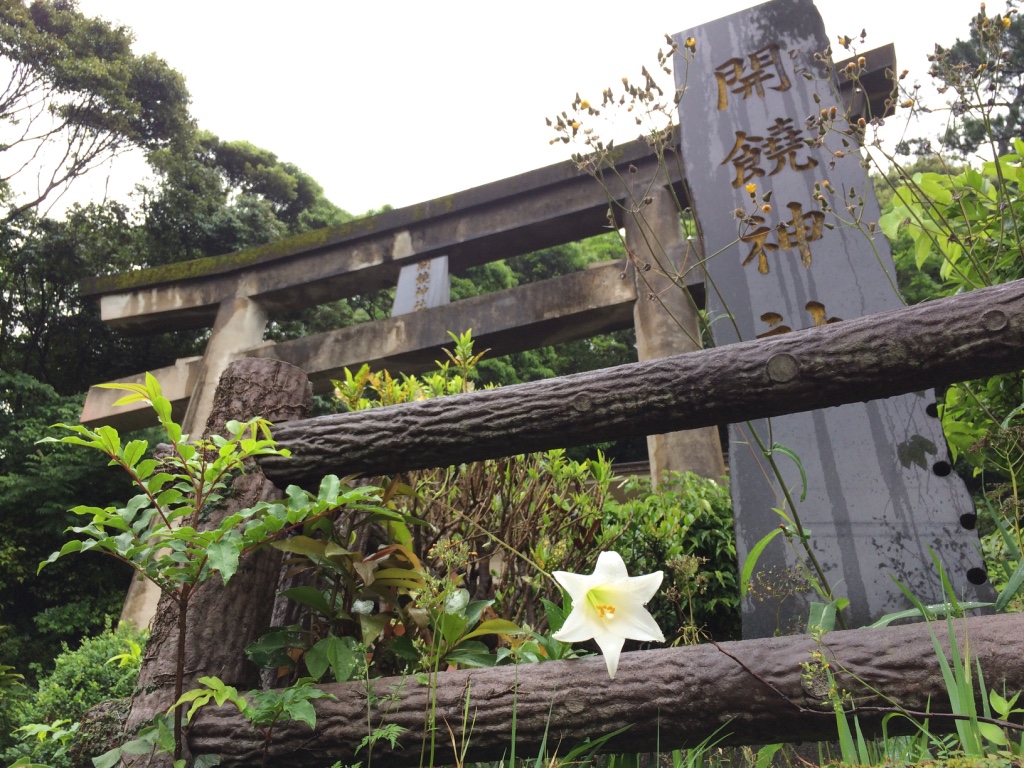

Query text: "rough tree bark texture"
[260, 279, 1024, 487]
[126, 359, 312, 734]
[188, 613, 1024, 767]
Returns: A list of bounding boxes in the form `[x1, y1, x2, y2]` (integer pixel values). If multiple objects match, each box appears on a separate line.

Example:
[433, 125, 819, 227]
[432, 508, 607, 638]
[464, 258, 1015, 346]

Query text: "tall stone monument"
[674, 0, 992, 636]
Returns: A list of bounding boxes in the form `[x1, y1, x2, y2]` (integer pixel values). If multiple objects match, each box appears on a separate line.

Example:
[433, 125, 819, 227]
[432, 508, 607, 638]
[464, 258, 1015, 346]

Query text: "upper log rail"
[78, 50, 891, 336]
[259, 279, 1024, 487]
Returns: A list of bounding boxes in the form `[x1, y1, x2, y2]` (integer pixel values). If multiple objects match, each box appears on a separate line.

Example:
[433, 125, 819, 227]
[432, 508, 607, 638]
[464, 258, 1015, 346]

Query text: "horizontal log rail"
[259, 279, 1024, 487]
[187, 613, 1024, 768]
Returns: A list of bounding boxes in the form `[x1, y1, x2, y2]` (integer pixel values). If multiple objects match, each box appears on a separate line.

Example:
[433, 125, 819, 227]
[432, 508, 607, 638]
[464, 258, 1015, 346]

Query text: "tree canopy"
[0, 0, 192, 220]
[935, 5, 1024, 156]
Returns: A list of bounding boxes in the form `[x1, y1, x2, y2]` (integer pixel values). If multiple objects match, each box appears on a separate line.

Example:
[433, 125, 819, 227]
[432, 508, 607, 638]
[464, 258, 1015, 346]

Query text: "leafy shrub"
[1, 621, 146, 767]
[602, 472, 740, 642]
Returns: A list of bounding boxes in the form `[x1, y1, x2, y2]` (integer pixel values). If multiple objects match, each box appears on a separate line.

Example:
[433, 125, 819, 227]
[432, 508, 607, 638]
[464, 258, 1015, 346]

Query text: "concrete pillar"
[624, 186, 726, 482]
[120, 295, 269, 629]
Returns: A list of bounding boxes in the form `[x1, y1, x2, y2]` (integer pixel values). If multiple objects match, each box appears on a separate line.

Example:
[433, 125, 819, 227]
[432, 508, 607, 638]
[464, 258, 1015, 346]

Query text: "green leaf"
[461, 618, 524, 642]
[372, 568, 426, 589]
[358, 613, 389, 647]
[122, 439, 148, 469]
[770, 443, 807, 501]
[38, 539, 84, 573]
[306, 635, 362, 682]
[541, 596, 567, 634]
[915, 230, 934, 270]
[207, 537, 241, 584]
[916, 173, 954, 205]
[272, 536, 327, 558]
[92, 747, 124, 768]
[995, 558, 1024, 612]
[318, 474, 341, 505]
[281, 586, 334, 616]
[285, 699, 317, 729]
[754, 744, 783, 768]
[977, 721, 1008, 746]
[740, 527, 782, 599]
[807, 602, 835, 633]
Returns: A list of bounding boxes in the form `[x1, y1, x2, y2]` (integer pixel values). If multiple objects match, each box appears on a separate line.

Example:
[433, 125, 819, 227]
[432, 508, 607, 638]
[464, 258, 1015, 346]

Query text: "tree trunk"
[187, 613, 1024, 767]
[126, 359, 312, 737]
[260, 278, 1024, 486]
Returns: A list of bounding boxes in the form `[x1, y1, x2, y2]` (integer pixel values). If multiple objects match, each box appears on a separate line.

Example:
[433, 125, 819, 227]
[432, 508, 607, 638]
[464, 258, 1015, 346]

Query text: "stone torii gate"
[80, 20, 918, 635]
[81, 137, 729, 625]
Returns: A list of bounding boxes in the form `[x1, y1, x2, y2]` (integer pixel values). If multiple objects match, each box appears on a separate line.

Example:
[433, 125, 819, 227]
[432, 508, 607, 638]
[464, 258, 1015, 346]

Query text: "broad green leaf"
[740, 527, 782, 599]
[807, 602, 835, 633]
[977, 722, 1008, 746]
[307, 636, 351, 681]
[358, 613, 389, 647]
[915, 173, 954, 205]
[285, 699, 317, 729]
[541, 596, 568, 634]
[122, 439, 148, 468]
[989, 689, 1011, 716]
[770, 442, 807, 501]
[272, 535, 327, 558]
[207, 539, 241, 584]
[461, 618, 524, 642]
[464, 599, 494, 626]
[94, 425, 121, 456]
[373, 567, 426, 585]
[995, 558, 1024, 612]
[281, 586, 334, 616]
[92, 747, 123, 768]
[915, 229, 933, 270]
[119, 736, 160, 756]
[38, 540, 83, 573]
[318, 474, 341, 505]
[326, 635, 363, 682]
[134, 458, 159, 481]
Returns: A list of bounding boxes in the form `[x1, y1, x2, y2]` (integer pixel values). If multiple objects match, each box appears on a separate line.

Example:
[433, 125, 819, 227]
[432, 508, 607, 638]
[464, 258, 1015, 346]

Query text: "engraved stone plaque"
[392, 255, 450, 316]
[673, 0, 993, 636]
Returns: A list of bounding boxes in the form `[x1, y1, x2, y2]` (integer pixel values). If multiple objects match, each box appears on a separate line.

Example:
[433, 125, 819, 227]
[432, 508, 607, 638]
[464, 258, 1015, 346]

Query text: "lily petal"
[550, 551, 666, 679]
[591, 551, 630, 582]
[552, 607, 599, 643]
[591, 629, 625, 679]
[612, 599, 666, 642]
[617, 570, 664, 603]
[552, 569, 595, 602]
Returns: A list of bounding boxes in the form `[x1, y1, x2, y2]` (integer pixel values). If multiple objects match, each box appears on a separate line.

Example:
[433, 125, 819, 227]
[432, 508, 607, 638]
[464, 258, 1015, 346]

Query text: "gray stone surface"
[674, 0, 992, 636]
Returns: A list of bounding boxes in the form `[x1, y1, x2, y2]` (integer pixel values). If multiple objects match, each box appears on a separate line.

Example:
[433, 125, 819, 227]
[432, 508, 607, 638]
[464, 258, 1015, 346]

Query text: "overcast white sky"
[63, 0, 979, 217]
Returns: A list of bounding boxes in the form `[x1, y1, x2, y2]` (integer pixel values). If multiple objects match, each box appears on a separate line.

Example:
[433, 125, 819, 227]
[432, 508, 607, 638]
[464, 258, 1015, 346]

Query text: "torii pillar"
[624, 185, 727, 482]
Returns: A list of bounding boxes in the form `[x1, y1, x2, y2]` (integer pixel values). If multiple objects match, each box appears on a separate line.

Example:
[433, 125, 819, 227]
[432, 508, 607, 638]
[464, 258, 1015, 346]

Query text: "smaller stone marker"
[392, 256, 450, 315]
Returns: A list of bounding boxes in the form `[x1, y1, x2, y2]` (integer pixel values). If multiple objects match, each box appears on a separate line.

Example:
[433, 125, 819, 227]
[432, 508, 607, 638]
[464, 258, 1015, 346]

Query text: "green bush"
[1, 621, 146, 767]
[602, 472, 740, 643]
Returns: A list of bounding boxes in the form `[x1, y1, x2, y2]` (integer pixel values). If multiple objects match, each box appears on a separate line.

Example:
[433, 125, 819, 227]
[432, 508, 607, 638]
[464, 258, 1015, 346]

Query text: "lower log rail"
[188, 613, 1024, 768]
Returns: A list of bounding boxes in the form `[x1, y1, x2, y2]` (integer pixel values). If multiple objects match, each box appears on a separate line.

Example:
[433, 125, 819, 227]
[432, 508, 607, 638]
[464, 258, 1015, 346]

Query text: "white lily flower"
[552, 551, 664, 679]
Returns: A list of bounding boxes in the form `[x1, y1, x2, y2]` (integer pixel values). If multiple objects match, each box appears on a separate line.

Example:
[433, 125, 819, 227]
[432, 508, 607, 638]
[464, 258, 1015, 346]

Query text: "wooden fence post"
[124, 359, 312, 740]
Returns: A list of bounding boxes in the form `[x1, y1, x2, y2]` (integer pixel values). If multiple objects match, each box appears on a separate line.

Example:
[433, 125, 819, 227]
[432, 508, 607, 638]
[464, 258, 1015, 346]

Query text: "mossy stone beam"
[78, 47, 889, 336]
[258, 278, 1024, 487]
[80, 260, 637, 431]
